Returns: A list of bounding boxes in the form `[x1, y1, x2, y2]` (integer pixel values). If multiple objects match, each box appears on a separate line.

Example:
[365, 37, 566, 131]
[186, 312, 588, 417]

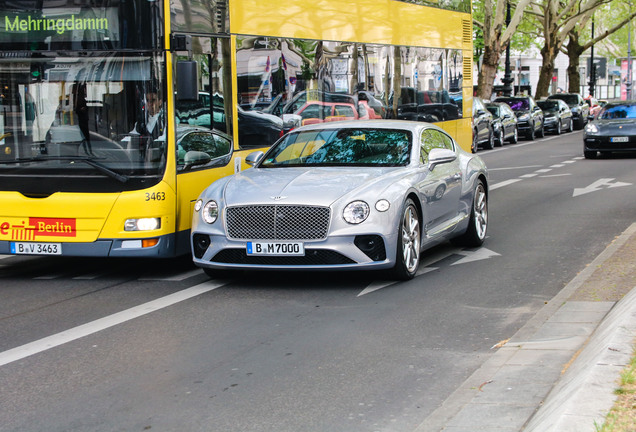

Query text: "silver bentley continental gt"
[191, 120, 489, 280]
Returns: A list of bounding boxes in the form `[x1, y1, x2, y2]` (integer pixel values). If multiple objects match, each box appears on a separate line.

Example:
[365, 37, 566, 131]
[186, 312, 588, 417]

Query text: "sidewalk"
[419, 222, 636, 432]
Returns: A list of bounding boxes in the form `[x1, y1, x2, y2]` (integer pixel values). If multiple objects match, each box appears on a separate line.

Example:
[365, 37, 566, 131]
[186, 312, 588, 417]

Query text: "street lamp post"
[588, 17, 596, 97]
[501, 2, 514, 96]
[627, 15, 633, 100]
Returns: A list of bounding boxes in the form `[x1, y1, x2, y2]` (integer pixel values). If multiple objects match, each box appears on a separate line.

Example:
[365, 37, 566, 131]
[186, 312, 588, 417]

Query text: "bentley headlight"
[202, 200, 219, 224]
[343, 201, 370, 224]
[585, 123, 599, 134]
[518, 114, 530, 121]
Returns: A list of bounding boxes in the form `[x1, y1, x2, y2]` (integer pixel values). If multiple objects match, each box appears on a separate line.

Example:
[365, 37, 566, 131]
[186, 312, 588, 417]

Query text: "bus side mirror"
[176, 61, 199, 101]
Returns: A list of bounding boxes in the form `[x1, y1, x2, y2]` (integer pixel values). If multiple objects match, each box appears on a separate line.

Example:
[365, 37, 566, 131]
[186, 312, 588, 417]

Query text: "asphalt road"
[1, 129, 635, 432]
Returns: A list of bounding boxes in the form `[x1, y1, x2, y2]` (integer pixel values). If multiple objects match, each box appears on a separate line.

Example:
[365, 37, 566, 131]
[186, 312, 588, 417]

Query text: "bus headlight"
[194, 199, 203, 212]
[125, 217, 161, 231]
[202, 200, 219, 224]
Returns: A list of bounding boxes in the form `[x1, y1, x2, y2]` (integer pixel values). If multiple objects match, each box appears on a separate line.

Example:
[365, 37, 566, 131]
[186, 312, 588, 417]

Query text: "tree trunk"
[535, 45, 558, 99]
[477, 43, 501, 99]
[564, 30, 587, 93]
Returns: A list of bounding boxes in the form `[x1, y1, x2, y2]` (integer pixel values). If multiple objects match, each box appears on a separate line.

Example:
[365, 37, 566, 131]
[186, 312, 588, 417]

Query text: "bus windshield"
[0, 52, 167, 193]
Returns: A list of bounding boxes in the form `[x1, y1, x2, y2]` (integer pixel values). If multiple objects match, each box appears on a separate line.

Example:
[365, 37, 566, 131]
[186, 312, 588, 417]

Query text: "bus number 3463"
[145, 192, 166, 201]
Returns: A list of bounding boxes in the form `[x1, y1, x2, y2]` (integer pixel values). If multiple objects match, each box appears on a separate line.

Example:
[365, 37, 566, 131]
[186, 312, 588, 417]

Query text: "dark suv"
[494, 95, 544, 140]
[546, 93, 590, 129]
[471, 96, 494, 152]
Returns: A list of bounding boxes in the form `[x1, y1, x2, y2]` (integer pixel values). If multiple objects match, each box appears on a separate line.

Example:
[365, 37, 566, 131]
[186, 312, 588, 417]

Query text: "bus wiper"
[0, 156, 129, 183]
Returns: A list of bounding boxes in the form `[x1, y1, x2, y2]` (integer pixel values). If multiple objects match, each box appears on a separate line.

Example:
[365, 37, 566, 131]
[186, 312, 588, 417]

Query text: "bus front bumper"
[0, 233, 180, 258]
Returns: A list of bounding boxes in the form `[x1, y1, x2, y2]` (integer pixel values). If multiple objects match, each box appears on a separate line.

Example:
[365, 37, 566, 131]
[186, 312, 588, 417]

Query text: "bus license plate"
[610, 136, 629, 143]
[11, 242, 62, 255]
[246, 241, 304, 256]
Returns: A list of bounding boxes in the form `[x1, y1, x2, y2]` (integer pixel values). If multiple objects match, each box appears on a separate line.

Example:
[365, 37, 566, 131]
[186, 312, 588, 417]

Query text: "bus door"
[173, 36, 237, 254]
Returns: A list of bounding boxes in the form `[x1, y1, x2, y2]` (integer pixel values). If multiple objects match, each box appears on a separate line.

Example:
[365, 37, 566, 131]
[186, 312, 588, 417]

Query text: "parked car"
[237, 106, 285, 147]
[357, 91, 387, 118]
[291, 100, 360, 125]
[191, 120, 489, 280]
[583, 100, 636, 159]
[357, 100, 382, 120]
[276, 91, 358, 118]
[494, 95, 544, 140]
[485, 101, 518, 145]
[240, 101, 272, 112]
[547, 93, 590, 129]
[177, 92, 284, 148]
[537, 99, 573, 135]
[390, 87, 461, 122]
[472, 97, 494, 151]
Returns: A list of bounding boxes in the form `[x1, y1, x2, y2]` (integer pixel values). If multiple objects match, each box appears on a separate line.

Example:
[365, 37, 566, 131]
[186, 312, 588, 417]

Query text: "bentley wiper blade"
[0, 155, 129, 183]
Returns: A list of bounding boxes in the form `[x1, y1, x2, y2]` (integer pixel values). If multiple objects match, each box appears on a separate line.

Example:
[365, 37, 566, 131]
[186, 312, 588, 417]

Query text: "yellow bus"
[0, 0, 473, 258]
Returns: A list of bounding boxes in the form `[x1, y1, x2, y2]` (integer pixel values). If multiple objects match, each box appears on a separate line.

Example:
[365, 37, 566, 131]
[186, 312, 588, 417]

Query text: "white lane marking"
[73, 272, 109, 280]
[357, 267, 439, 297]
[562, 160, 576, 164]
[520, 174, 538, 178]
[488, 165, 543, 171]
[0, 279, 229, 367]
[34, 273, 65, 280]
[139, 269, 203, 281]
[540, 173, 572, 178]
[490, 179, 522, 190]
[550, 164, 565, 168]
[535, 169, 552, 173]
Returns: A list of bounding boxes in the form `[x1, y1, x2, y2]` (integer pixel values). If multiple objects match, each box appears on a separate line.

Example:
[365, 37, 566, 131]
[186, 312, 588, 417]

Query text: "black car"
[547, 93, 590, 130]
[583, 100, 636, 159]
[537, 99, 573, 135]
[486, 101, 518, 145]
[472, 96, 494, 152]
[495, 95, 544, 140]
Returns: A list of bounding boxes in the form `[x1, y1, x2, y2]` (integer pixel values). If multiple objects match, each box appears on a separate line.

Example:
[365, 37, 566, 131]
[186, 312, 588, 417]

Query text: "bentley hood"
[221, 167, 403, 207]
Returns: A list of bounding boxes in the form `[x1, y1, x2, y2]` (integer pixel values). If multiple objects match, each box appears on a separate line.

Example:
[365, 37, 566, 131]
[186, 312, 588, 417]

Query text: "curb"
[523, 285, 636, 431]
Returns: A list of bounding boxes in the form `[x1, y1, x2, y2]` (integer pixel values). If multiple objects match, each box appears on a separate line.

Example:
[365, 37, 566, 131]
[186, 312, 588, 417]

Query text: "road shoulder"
[418, 222, 636, 432]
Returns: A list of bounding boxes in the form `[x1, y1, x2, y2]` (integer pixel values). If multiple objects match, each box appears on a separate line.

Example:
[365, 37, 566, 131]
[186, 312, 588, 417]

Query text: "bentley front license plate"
[11, 242, 62, 255]
[246, 241, 305, 256]
[610, 136, 629, 143]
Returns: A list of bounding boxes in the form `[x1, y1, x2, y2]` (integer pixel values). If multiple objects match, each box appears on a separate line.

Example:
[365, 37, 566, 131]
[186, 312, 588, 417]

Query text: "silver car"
[191, 120, 489, 280]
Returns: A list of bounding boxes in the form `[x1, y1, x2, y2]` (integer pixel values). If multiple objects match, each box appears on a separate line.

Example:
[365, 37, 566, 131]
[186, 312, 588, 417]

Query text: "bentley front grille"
[226, 205, 330, 240]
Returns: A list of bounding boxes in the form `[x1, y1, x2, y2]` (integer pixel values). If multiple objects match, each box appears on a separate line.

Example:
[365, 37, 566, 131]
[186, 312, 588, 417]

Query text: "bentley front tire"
[391, 198, 421, 280]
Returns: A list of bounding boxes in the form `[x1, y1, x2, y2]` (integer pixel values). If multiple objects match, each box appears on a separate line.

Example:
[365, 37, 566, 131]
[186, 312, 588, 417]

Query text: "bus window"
[0, 53, 168, 194]
[175, 37, 233, 137]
